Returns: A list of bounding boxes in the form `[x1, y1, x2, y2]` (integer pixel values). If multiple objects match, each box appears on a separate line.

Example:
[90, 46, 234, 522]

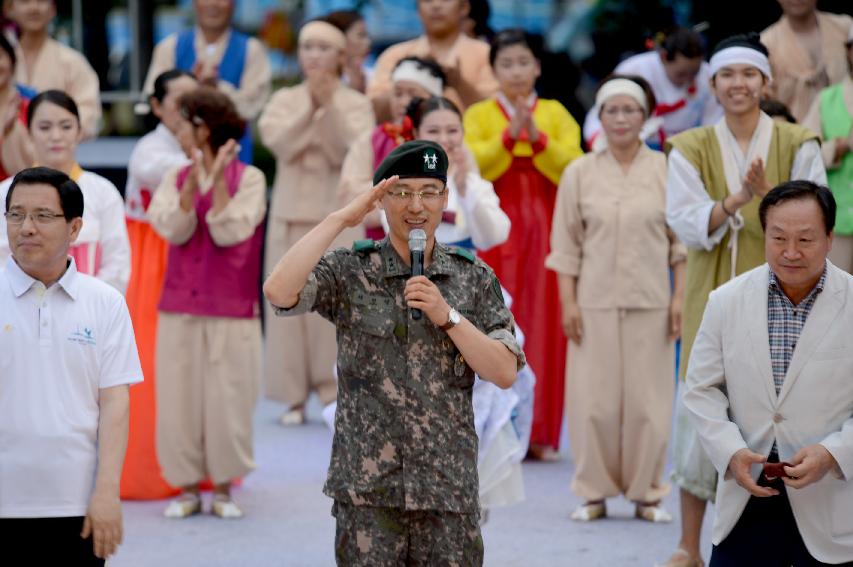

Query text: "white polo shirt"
[0, 257, 143, 518]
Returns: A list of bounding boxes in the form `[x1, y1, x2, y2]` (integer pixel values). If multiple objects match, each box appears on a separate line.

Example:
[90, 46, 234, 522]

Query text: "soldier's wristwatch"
[439, 308, 461, 331]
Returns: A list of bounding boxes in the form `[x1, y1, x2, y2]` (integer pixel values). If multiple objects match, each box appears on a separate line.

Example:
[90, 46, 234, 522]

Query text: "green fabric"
[665, 121, 818, 379]
[820, 84, 853, 235]
[352, 239, 379, 253]
[447, 247, 476, 263]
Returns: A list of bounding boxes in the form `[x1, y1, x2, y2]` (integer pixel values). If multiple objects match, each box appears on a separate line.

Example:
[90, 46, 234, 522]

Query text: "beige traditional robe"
[259, 82, 374, 407]
[148, 162, 267, 486]
[367, 34, 498, 122]
[144, 27, 271, 121]
[14, 38, 101, 139]
[546, 145, 686, 502]
[761, 11, 853, 122]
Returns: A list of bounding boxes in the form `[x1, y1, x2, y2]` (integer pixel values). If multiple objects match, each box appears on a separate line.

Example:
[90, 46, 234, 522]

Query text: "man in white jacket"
[684, 179, 853, 566]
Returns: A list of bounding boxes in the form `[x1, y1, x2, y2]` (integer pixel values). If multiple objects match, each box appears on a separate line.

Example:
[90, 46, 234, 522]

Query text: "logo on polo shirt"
[68, 325, 96, 346]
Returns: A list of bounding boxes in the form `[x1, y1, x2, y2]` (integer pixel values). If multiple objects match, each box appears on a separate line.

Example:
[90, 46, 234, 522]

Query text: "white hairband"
[709, 46, 772, 79]
[391, 60, 443, 97]
[298, 21, 346, 51]
[594, 78, 648, 114]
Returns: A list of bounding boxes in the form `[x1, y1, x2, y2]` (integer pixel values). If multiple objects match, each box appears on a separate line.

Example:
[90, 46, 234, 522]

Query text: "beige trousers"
[566, 307, 674, 503]
[829, 234, 853, 274]
[263, 220, 359, 406]
[156, 313, 261, 487]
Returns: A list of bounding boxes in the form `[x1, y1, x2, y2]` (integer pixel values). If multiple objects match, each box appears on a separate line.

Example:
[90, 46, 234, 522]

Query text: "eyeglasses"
[4, 210, 66, 226]
[602, 106, 644, 118]
[386, 189, 447, 203]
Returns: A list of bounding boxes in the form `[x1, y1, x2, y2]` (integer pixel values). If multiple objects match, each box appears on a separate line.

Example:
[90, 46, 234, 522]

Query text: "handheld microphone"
[408, 229, 427, 320]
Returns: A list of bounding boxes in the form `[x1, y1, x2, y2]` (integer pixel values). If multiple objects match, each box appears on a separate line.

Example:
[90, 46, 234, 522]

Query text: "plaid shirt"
[767, 265, 827, 395]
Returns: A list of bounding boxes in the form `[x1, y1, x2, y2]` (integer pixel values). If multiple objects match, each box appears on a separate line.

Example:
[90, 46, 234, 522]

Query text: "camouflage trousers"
[332, 501, 484, 567]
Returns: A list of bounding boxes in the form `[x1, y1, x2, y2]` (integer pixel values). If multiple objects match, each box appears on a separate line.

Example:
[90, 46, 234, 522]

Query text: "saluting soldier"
[263, 140, 524, 566]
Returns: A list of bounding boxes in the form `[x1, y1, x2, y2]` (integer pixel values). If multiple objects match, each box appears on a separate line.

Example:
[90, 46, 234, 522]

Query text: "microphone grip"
[411, 250, 424, 320]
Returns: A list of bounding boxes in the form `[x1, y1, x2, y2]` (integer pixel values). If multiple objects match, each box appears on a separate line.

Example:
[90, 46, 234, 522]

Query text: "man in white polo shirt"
[0, 167, 142, 565]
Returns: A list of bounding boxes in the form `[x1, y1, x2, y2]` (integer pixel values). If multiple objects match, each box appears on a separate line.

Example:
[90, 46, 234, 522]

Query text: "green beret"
[373, 140, 448, 186]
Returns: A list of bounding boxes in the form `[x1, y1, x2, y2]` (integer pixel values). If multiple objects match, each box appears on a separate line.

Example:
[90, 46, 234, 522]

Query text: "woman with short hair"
[148, 86, 267, 518]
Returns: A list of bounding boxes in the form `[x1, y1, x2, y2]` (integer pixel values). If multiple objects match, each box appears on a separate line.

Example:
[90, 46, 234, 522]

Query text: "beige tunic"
[367, 34, 498, 121]
[148, 161, 267, 486]
[259, 82, 374, 406]
[546, 146, 686, 502]
[143, 27, 272, 121]
[761, 11, 853, 122]
[14, 38, 101, 139]
[546, 146, 686, 309]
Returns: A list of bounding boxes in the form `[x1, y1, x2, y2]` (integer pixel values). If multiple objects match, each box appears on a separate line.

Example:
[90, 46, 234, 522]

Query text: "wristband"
[720, 198, 734, 216]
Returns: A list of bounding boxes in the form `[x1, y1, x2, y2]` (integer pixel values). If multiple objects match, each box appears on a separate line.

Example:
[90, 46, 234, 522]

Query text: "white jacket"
[684, 261, 853, 563]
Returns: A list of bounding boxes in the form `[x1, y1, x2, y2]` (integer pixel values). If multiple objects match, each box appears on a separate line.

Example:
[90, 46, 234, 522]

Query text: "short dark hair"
[323, 9, 362, 33]
[759, 99, 796, 123]
[597, 74, 657, 117]
[489, 28, 543, 67]
[759, 180, 836, 235]
[179, 86, 246, 153]
[27, 89, 80, 129]
[712, 32, 769, 58]
[393, 56, 447, 89]
[151, 69, 195, 104]
[5, 166, 84, 221]
[661, 27, 705, 61]
[405, 96, 461, 130]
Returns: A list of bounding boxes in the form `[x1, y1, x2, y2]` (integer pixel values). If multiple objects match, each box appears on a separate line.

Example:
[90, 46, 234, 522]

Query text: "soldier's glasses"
[386, 189, 447, 203]
[5, 210, 66, 226]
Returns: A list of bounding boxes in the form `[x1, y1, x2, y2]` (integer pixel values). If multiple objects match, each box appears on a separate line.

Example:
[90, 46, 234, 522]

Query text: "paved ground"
[111, 398, 714, 567]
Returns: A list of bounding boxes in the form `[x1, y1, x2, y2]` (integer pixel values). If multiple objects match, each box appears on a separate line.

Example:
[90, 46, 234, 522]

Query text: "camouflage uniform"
[275, 237, 525, 566]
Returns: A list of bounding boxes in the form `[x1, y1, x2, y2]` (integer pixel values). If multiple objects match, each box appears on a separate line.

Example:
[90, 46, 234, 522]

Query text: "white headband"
[391, 60, 443, 97]
[595, 78, 648, 114]
[298, 21, 346, 51]
[709, 46, 772, 79]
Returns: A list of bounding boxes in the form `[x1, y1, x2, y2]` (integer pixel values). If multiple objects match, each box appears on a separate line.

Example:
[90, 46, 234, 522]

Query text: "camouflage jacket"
[274, 238, 525, 513]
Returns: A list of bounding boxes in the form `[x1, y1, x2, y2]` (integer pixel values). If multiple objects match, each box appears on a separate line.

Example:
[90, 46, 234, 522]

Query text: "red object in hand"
[763, 461, 794, 479]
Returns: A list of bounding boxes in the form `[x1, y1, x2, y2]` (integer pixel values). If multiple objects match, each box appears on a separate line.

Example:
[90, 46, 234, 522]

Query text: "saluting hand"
[332, 176, 399, 228]
[405, 275, 451, 326]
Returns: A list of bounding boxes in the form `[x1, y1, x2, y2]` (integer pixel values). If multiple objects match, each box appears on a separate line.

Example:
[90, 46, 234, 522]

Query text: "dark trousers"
[0, 516, 105, 566]
[710, 472, 853, 567]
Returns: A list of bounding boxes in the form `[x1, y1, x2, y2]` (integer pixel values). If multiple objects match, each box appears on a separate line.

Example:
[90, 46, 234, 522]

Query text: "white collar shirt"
[0, 256, 142, 518]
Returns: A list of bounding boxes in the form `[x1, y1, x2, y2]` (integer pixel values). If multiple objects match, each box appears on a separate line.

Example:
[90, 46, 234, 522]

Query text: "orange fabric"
[120, 218, 178, 499]
[479, 158, 567, 450]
